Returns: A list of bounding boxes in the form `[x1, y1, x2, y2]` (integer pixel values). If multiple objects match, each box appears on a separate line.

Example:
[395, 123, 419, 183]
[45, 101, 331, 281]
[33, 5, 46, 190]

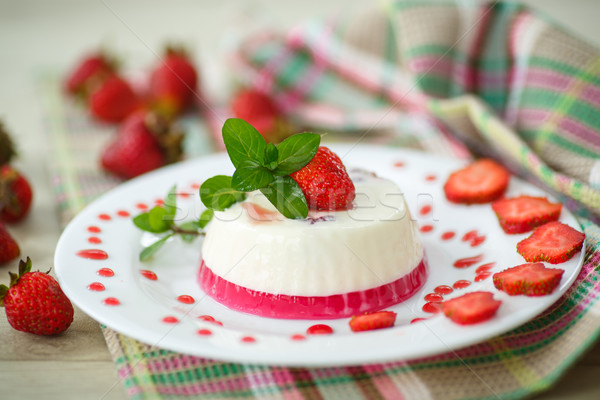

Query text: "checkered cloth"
[42, 1, 600, 399]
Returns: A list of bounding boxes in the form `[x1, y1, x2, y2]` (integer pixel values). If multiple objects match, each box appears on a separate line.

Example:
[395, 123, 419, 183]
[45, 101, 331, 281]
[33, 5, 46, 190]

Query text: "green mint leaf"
[163, 185, 178, 220]
[200, 175, 246, 211]
[198, 209, 214, 229]
[260, 175, 308, 219]
[178, 221, 201, 243]
[148, 206, 172, 232]
[273, 133, 320, 175]
[133, 212, 153, 231]
[264, 143, 279, 170]
[222, 118, 266, 168]
[140, 234, 172, 261]
[232, 159, 275, 192]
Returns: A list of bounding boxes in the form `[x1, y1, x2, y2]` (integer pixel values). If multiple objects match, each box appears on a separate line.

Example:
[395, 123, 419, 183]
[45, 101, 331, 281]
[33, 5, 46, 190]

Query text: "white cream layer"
[201, 170, 424, 296]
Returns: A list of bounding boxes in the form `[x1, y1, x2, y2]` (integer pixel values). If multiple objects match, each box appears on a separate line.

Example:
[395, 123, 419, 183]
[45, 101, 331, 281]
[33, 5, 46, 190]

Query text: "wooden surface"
[1, 1, 600, 398]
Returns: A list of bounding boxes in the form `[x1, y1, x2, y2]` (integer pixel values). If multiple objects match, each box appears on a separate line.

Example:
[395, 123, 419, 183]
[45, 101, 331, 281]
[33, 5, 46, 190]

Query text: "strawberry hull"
[197, 258, 428, 319]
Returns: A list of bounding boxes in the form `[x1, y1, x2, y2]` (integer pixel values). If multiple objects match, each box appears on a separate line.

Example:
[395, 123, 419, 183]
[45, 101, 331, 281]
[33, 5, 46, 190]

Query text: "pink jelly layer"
[197, 257, 428, 319]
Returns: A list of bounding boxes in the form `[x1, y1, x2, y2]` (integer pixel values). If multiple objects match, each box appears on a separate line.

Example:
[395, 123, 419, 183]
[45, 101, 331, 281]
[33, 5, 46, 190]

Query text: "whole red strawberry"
[0, 165, 33, 223]
[148, 47, 199, 118]
[101, 111, 184, 179]
[65, 52, 116, 96]
[89, 75, 139, 123]
[0, 258, 74, 335]
[231, 89, 290, 143]
[290, 146, 355, 210]
[0, 222, 19, 264]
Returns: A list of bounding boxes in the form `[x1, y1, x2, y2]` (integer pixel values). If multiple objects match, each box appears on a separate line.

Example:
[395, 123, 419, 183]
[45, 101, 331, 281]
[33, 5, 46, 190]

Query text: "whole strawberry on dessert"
[444, 159, 509, 204]
[0, 258, 74, 335]
[148, 46, 199, 118]
[65, 51, 117, 97]
[0, 222, 20, 265]
[0, 165, 33, 223]
[231, 89, 290, 143]
[290, 146, 355, 210]
[101, 111, 184, 179]
[517, 221, 585, 264]
[493, 263, 564, 296]
[89, 75, 140, 123]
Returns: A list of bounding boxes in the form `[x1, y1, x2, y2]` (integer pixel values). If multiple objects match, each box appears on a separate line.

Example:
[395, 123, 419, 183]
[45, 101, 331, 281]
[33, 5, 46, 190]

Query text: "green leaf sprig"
[200, 118, 320, 219]
[133, 185, 214, 261]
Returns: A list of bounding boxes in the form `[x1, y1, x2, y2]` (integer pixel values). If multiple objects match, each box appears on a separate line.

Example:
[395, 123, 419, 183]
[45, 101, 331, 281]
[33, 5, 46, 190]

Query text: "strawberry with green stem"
[0, 258, 74, 335]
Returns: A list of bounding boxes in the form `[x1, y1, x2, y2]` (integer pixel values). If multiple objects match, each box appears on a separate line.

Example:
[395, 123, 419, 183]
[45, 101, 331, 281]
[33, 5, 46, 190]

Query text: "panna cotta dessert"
[198, 169, 427, 319]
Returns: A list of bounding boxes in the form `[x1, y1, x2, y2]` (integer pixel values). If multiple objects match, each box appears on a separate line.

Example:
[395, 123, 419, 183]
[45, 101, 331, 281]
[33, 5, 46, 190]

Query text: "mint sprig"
[133, 185, 214, 261]
[200, 118, 320, 219]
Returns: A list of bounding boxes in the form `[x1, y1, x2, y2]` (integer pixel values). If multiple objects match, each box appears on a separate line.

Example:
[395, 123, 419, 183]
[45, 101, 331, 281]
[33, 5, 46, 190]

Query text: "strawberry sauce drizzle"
[87, 282, 105, 291]
[424, 293, 444, 302]
[77, 249, 108, 260]
[306, 324, 333, 335]
[441, 231, 455, 240]
[476, 263, 495, 274]
[453, 254, 484, 268]
[103, 297, 120, 306]
[88, 237, 102, 244]
[475, 272, 492, 282]
[422, 302, 442, 314]
[97, 268, 114, 277]
[197, 329, 212, 336]
[87, 226, 101, 233]
[140, 270, 158, 280]
[177, 295, 195, 304]
[420, 225, 434, 233]
[98, 214, 111, 221]
[453, 280, 472, 289]
[434, 285, 454, 295]
[419, 205, 432, 216]
[410, 318, 428, 324]
[291, 334, 306, 341]
[162, 316, 179, 324]
[241, 336, 256, 343]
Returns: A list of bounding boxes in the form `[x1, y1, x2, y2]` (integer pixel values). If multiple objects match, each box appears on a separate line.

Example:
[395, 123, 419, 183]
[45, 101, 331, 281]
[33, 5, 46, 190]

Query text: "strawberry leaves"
[201, 118, 320, 219]
[133, 185, 213, 261]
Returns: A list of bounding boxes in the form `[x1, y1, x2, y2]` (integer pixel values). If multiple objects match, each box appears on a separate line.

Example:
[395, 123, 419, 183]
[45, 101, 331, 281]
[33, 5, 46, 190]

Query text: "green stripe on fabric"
[529, 56, 600, 86]
[520, 129, 600, 159]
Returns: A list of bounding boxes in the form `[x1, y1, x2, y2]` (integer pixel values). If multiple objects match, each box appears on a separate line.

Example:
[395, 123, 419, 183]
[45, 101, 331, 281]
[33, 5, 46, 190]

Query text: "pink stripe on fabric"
[362, 364, 406, 399]
[558, 118, 600, 150]
[409, 57, 454, 76]
[525, 68, 600, 109]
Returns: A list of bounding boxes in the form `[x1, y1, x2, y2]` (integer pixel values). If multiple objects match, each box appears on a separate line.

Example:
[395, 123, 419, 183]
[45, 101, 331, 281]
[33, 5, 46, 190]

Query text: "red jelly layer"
[197, 257, 428, 320]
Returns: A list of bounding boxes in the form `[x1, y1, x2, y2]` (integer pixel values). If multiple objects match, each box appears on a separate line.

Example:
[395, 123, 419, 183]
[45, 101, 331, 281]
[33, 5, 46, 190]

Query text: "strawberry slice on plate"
[349, 311, 396, 332]
[444, 159, 509, 204]
[492, 195, 562, 234]
[493, 262, 564, 296]
[442, 291, 502, 325]
[517, 221, 585, 264]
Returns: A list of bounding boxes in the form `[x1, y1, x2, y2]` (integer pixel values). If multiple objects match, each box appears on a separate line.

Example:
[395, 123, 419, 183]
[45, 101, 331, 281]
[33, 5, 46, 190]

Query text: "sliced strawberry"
[443, 159, 510, 204]
[0, 222, 19, 264]
[517, 221, 585, 264]
[441, 291, 501, 325]
[89, 75, 139, 123]
[492, 195, 561, 234]
[290, 146, 355, 211]
[349, 311, 396, 332]
[493, 263, 564, 296]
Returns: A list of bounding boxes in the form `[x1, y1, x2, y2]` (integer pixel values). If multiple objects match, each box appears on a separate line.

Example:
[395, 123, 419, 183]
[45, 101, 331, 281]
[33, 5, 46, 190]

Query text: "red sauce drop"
[441, 231, 455, 240]
[154, 199, 164, 206]
[87, 282, 105, 291]
[241, 336, 256, 343]
[87, 226, 101, 233]
[470, 235, 486, 247]
[425, 174, 437, 182]
[140, 270, 158, 280]
[410, 318, 428, 324]
[422, 302, 442, 314]
[434, 285, 454, 295]
[88, 237, 102, 244]
[177, 295, 195, 304]
[291, 334, 306, 341]
[197, 329, 212, 336]
[211, 320, 223, 326]
[476, 263, 495, 274]
[190, 183, 201, 189]
[393, 161, 405, 168]
[424, 293, 444, 302]
[419, 205, 432, 216]
[462, 230, 478, 242]
[136, 203, 148, 210]
[453, 280, 472, 289]
[475, 272, 492, 282]
[178, 192, 191, 198]
[103, 297, 120, 306]
[198, 315, 215, 322]
[306, 324, 333, 335]
[97, 268, 114, 277]
[453, 254, 484, 268]
[162, 316, 179, 324]
[77, 249, 108, 260]
[98, 214, 111, 221]
[420, 224, 434, 233]
[117, 210, 130, 217]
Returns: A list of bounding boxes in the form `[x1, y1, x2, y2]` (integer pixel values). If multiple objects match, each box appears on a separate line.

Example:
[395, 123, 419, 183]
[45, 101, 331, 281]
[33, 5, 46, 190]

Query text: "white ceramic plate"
[54, 144, 585, 366]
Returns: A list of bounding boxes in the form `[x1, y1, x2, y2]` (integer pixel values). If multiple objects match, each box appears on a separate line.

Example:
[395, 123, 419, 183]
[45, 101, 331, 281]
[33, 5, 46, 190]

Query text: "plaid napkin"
[42, 1, 600, 399]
